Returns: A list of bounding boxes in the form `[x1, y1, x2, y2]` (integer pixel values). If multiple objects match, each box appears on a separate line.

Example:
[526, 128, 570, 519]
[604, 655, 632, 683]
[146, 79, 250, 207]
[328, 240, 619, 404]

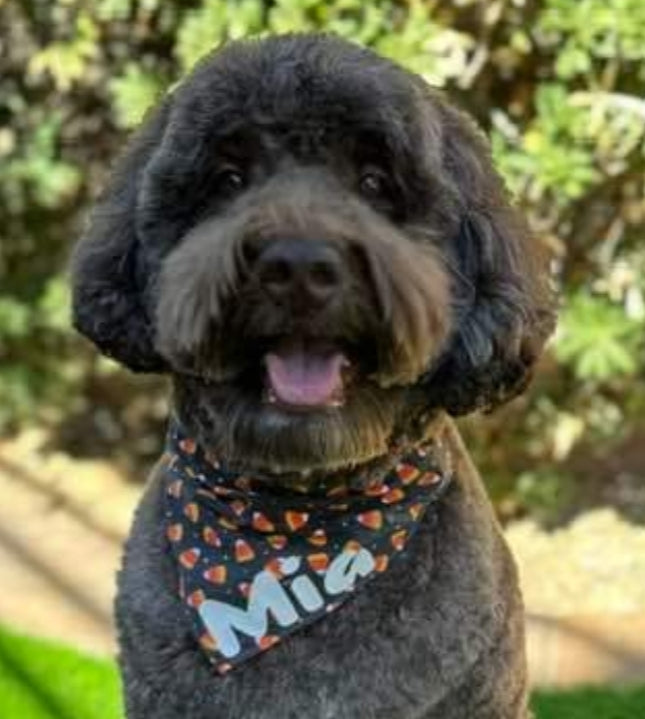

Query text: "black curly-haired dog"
[72, 34, 555, 719]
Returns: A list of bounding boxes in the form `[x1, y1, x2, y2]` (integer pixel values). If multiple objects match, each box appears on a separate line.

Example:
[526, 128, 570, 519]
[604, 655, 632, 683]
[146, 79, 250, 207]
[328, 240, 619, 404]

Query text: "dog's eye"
[216, 167, 246, 194]
[359, 170, 388, 199]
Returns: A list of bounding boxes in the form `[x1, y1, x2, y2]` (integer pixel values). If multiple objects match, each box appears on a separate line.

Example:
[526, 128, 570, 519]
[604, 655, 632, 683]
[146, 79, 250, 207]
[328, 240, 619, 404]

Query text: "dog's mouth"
[262, 338, 353, 411]
[170, 330, 419, 474]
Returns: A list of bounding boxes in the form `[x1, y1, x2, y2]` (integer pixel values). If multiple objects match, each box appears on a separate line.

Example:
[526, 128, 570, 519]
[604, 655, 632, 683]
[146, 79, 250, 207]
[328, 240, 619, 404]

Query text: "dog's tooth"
[328, 390, 345, 407]
[264, 388, 278, 404]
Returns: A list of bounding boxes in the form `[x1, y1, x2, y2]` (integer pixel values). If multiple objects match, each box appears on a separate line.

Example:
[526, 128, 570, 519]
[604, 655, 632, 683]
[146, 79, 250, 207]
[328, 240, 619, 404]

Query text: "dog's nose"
[255, 239, 343, 305]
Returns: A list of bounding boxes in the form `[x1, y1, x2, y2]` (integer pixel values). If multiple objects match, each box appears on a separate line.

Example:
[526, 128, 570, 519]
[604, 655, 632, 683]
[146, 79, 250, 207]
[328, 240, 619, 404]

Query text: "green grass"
[532, 685, 645, 719]
[0, 626, 122, 719]
[1, 625, 644, 718]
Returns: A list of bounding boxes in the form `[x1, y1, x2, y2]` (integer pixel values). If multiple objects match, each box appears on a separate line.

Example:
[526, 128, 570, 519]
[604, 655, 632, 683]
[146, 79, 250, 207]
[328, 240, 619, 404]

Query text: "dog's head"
[72, 34, 555, 475]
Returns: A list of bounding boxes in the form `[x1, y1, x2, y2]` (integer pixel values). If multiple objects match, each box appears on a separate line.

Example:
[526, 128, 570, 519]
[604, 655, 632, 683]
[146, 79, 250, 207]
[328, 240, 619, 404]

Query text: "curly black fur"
[72, 34, 554, 476]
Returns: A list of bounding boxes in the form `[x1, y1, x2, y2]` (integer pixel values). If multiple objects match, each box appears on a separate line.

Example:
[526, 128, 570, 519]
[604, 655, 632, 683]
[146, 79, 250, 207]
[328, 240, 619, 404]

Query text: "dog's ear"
[425, 100, 556, 415]
[70, 100, 171, 373]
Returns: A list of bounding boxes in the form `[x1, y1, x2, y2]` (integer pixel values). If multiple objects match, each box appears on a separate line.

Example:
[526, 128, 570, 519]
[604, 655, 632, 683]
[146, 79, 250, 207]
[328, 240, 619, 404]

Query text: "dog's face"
[72, 35, 555, 475]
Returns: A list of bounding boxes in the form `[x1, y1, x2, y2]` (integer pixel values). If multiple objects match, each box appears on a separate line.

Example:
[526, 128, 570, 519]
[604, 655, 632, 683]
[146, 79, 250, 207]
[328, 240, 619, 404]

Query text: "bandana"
[163, 418, 452, 674]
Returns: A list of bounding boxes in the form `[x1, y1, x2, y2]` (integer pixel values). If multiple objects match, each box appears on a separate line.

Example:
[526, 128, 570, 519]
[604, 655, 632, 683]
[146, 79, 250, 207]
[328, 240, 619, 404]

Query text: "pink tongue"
[265, 351, 345, 406]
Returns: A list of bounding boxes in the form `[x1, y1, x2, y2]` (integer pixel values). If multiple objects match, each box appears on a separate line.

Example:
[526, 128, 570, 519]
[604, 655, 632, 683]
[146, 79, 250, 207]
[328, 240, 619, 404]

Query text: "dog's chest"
[118, 453, 526, 719]
[209, 508, 447, 719]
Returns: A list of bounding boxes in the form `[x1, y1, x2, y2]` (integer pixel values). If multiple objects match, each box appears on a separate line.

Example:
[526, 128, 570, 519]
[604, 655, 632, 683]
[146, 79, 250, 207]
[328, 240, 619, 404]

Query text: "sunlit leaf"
[555, 293, 643, 380]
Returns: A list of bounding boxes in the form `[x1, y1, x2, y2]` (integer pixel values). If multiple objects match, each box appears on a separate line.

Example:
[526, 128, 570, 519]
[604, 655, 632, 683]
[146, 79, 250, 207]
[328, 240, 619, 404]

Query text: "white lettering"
[290, 575, 325, 612]
[324, 548, 375, 595]
[198, 548, 377, 658]
[199, 568, 299, 657]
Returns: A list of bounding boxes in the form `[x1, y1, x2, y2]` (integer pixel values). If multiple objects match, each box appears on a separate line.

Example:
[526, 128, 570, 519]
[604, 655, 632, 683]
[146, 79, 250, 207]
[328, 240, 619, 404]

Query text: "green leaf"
[176, 0, 264, 73]
[110, 65, 164, 129]
[28, 13, 99, 91]
[38, 277, 71, 333]
[555, 293, 643, 380]
[0, 298, 31, 339]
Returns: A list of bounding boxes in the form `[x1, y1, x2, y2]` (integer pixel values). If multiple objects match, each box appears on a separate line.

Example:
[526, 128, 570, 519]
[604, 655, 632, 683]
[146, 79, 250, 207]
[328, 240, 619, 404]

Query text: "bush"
[1, 0, 643, 519]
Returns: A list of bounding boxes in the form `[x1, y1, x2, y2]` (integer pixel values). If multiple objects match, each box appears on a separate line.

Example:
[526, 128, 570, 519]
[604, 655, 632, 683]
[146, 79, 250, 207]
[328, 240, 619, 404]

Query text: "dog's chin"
[172, 358, 410, 477]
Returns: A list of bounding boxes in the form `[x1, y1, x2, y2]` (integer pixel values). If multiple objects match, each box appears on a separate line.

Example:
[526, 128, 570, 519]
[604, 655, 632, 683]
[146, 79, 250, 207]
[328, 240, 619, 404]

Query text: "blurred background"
[0, 1, 644, 717]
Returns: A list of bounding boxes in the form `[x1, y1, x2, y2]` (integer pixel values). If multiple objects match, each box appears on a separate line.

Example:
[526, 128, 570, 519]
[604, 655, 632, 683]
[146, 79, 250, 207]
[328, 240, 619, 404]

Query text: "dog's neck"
[165, 411, 453, 494]
[171, 379, 452, 492]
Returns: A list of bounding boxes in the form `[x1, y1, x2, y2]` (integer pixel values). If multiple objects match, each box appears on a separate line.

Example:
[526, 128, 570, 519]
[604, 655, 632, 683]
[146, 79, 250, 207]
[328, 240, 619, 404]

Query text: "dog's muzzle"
[246, 237, 353, 409]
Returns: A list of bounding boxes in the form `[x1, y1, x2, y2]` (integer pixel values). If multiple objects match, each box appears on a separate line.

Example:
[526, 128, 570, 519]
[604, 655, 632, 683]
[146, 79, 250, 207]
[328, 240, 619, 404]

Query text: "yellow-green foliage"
[1, 0, 644, 517]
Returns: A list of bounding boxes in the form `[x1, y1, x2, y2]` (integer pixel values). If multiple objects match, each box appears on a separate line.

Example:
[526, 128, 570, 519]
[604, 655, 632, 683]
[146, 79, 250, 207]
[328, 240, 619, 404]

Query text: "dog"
[71, 34, 555, 719]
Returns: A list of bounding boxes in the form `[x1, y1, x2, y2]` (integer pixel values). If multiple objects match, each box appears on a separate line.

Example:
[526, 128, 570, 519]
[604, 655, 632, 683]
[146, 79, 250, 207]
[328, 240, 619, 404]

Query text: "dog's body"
[117, 418, 528, 719]
[71, 34, 554, 718]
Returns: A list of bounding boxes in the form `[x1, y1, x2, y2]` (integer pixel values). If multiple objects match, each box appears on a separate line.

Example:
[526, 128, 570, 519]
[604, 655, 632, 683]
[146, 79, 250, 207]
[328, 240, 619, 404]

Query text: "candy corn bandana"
[164, 419, 452, 674]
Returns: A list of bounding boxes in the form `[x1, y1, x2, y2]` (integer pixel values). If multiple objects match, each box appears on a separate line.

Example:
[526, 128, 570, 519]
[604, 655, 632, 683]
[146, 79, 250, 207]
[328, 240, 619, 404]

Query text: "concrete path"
[0, 429, 139, 657]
